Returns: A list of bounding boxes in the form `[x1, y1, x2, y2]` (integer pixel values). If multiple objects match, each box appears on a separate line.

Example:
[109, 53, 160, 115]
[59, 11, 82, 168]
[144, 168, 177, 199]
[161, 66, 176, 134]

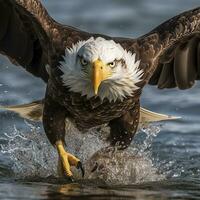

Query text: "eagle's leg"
[109, 100, 140, 150]
[56, 140, 84, 177]
[43, 95, 84, 178]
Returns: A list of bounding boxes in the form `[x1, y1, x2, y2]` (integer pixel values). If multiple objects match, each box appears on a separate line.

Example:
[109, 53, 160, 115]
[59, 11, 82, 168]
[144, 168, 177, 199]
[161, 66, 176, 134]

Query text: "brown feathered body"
[48, 80, 138, 130]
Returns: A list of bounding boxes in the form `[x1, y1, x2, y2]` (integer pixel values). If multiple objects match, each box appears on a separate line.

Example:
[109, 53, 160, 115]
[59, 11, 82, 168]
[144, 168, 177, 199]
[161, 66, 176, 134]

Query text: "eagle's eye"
[80, 57, 88, 66]
[108, 61, 115, 68]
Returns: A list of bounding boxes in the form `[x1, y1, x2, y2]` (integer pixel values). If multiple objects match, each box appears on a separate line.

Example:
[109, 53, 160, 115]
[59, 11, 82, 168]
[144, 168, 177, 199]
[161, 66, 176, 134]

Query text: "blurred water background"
[0, 0, 200, 199]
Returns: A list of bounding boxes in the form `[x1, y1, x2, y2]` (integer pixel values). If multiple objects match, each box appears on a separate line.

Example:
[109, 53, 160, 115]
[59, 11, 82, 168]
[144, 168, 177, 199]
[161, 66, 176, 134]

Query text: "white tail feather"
[140, 107, 181, 123]
[0, 100, 180, 124]
[0, 100, 43, 121]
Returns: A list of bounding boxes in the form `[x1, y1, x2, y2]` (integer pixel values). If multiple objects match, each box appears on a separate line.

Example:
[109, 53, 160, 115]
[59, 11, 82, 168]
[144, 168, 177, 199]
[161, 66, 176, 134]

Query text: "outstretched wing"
[0, 0, 90, 82]
[119, 7, 200, 90]
[144, 7, 200, 89]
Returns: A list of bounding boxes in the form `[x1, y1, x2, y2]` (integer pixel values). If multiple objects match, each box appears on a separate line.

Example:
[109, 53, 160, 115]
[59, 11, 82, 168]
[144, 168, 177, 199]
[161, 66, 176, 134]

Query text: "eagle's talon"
[91, 162, 98, 173]
[68, 176, 74, 182]
[77, 161, 85, 177]
[56, 140, 82, 178]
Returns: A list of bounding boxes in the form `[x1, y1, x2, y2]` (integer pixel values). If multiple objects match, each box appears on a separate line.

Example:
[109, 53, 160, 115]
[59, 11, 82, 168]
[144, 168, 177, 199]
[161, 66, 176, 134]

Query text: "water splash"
[0, 122, 57, 178]
[0, 120, 164, 184]
[81, 123, 163, 184]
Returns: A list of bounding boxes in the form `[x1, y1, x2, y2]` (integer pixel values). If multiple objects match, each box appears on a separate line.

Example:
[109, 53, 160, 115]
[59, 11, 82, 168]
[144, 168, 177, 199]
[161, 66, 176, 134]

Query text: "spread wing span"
[143, 7, 200, 89]
[1, 1, 200, 91]
[0, 0, 90, 82]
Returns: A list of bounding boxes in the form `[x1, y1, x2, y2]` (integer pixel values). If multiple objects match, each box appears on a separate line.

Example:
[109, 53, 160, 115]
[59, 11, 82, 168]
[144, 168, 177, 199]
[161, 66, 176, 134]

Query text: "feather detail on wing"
[0, 0, 90, 82]
[145, 7, 200, 89]
[118, 7, 200, 90]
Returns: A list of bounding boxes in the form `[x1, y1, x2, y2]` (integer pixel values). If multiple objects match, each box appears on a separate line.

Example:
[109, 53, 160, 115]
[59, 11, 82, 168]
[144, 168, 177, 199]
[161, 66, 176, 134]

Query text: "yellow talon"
[56, 140, 81, 177]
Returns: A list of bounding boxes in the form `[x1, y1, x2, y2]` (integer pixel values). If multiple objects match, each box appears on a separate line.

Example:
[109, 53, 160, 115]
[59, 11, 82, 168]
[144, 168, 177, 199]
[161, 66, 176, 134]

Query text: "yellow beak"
[92, 59, 111, 95]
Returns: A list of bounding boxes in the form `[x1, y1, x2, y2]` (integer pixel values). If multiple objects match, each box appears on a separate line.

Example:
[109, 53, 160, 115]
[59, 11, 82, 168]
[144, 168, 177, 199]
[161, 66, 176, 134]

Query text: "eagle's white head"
[60, 37, 143, 102]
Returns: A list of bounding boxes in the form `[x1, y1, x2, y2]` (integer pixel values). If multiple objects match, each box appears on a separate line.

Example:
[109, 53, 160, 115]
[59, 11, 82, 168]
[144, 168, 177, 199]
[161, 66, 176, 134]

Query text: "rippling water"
[0, 0, 200, 199]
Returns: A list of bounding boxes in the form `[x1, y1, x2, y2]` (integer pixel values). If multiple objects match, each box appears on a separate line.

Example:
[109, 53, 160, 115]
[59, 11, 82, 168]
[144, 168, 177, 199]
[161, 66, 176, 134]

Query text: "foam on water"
[0, 122, 57, 178]
[0, 120, 164, 184]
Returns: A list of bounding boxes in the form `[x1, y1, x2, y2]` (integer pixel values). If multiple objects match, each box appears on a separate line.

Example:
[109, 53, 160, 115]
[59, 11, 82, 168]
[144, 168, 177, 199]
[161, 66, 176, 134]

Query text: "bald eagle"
[0, 0, 200, 178]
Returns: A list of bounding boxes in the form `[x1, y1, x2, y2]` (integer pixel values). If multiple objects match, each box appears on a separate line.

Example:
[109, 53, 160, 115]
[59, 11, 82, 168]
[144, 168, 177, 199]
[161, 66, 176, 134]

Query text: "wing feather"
[0, 0, 51, 81]
[146, 7, 200, 89]
[118, 7, 200, 90]
[0, 0, 91, 82]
